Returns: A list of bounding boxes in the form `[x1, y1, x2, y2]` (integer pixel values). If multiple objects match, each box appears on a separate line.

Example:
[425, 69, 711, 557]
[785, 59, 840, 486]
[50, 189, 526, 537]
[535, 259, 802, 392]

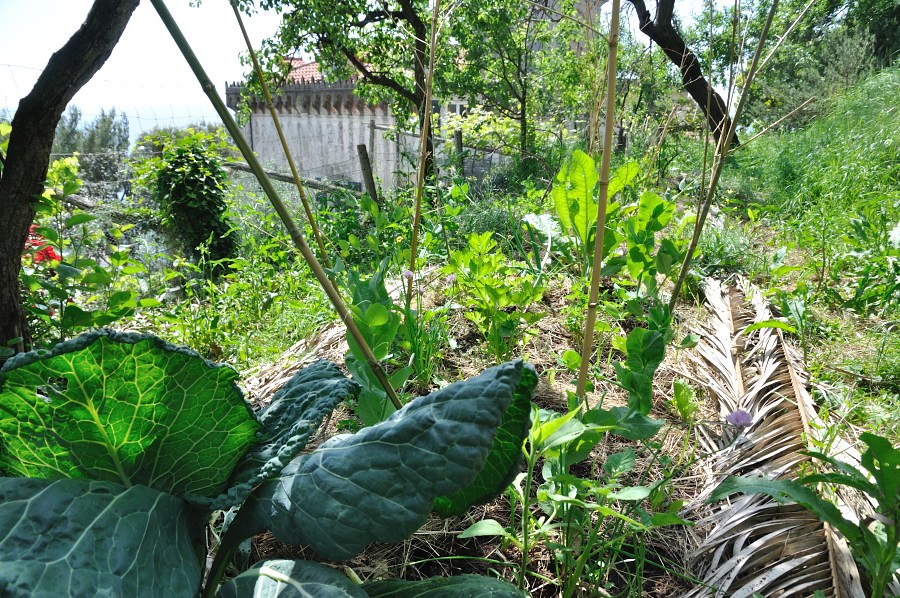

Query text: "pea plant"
[0, 330, 538, 597]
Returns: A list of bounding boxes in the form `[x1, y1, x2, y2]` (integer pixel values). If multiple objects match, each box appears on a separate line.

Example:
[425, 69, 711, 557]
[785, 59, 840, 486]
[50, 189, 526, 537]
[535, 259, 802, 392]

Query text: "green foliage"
[241, 0, 431, 126]
[552, 152, 644, 277]
[20, 157, 150, 348]
[669, 379, 699, 425]
[710, 432, 900, 597]
[0, 477, 203, 597]
[135, 128, 236, 266]
[342, 261, 410, 425]
[742, 68, 900, 316]
[140, 191, 332, 367]
[445, 232, 545, 362]
[0, 330, 259, 496]
[0, 332, 537, 597]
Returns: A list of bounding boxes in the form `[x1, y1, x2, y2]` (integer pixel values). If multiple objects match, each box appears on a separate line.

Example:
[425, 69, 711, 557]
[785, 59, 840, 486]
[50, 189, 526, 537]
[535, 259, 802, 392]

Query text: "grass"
[709, 67, 900, 441]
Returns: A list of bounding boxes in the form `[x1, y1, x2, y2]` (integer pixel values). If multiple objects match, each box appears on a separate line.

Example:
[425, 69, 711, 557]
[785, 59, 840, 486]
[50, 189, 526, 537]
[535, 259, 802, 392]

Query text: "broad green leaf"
[64, 213, 96, 228]
[216, 560, 367, 598]
[532, 405, 581, 448]
[552, 150, 598, 247]
[195, 360, 360, 510]
[607, 162, 640, 199]
[0, 477, 202, 598]
[363, 574, 527, 597]
[603, 448, 636, 478]
[433, 365, 537, 516]
[608, 485, 652, 501]
[625, 327, 666, 375]
[0, 331, 260, 500]
[584, 407, 663, 441]
[345, 353, 394, 427]
[560, 349, 581, 371]
[458, 518, 511, 539]
[635, 191, 675, 233]
[235, 361, 529, 561]
[742, 320, 797, 334]
[364, 303, 390, 327]
[858, 432, 900, 506]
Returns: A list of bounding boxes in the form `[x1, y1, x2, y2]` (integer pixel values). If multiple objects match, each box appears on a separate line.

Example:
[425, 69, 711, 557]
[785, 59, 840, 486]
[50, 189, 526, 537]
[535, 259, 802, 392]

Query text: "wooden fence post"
[454, 128, 464, 176]
[357, 143, 380, 204]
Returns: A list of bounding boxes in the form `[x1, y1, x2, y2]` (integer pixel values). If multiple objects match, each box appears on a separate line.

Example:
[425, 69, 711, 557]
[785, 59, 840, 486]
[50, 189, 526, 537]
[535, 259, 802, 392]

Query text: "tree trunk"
[0, 0, 140, 361]
[627, 0, 739, 148]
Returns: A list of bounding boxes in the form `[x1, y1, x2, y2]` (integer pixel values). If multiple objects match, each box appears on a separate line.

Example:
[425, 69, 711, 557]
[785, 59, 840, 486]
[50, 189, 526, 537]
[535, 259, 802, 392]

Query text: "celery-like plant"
[445, 231, 545, 362]
[0, 330, 537, 597]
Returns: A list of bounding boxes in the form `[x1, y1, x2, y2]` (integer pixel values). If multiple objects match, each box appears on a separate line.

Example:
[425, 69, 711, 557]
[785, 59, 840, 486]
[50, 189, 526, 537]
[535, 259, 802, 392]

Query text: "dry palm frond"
[680, 277, 864, 598]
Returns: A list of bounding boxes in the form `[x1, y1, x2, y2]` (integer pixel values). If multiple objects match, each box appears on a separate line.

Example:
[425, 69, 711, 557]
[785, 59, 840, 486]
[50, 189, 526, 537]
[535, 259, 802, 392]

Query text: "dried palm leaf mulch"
[677, 276, 869, 598]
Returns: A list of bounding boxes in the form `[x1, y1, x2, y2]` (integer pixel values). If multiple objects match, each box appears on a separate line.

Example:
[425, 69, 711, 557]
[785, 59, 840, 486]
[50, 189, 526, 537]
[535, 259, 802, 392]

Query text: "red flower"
[35, 245, 61, 263]
[24, 224, 60, 263]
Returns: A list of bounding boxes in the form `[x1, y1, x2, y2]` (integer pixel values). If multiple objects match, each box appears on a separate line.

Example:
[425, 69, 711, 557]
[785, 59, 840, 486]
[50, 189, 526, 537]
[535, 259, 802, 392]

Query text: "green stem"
[576, 0, 621, 403]
[149, 0, 402, 410]
[519, 445, 538, 589]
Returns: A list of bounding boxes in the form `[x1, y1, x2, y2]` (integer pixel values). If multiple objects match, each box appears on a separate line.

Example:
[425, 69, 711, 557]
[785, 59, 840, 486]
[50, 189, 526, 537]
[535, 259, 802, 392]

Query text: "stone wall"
[225, 81, 505, 192]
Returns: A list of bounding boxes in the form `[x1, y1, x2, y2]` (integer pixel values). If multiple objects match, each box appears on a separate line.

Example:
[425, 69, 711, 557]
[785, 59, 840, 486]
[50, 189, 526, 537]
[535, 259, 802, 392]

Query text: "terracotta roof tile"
[287, 59, 322, 83]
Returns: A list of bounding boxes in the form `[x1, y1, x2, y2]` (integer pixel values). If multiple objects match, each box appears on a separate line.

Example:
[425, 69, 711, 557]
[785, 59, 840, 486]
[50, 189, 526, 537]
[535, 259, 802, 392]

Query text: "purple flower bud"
[403, 269, 414, 281]
[726, 409, 752, 428]
[446, 273, 457, 284]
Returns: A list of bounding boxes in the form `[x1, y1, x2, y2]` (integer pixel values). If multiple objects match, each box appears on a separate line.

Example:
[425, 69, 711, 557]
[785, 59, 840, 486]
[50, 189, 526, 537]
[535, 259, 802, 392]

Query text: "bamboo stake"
[576, 0, 621, 401]
[666, 0, 779, 312]
[406, 0, 441, 303]
[149, 0, 403, 410]
[228, 0, 333, 275]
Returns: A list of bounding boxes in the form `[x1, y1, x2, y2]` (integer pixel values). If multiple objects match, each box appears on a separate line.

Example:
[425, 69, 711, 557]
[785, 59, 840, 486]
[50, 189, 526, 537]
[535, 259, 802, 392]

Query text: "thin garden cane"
[228, 0, 333, 277]
[666, 0, 779, 313]
[575, 0, 621, 401]
[149, 0, 402, 411]
[406, 0, 441, 305]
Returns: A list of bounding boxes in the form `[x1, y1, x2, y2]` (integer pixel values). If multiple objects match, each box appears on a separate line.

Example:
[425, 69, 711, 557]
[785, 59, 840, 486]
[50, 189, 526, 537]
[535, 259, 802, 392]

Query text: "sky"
[0, 1, 282, 142]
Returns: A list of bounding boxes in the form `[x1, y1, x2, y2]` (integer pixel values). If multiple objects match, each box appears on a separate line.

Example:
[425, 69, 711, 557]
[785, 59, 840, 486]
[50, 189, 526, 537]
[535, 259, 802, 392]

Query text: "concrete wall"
[225, 81, 505, 192]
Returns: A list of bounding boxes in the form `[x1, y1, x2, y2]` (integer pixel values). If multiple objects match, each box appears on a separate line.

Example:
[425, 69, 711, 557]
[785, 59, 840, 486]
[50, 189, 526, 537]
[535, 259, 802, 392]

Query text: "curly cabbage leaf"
[195, 360, 361, 510]
[0, 476, 202, 597]
[0, 330, 260, 500]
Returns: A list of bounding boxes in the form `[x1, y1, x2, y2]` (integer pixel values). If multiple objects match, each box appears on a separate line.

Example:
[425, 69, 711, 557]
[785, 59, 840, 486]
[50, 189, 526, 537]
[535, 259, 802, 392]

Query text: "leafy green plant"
[19, 157, 153, 348]
[551, 151, 639, 277]
[340, 261, 411, 426]
[445, 231, 545, 362]
[710, 432, 900, 598]
[398, 272, 450, 393]
[0, 330, 538, 597]
[133, 128, 237, 267]
[669, 378, 699, 425]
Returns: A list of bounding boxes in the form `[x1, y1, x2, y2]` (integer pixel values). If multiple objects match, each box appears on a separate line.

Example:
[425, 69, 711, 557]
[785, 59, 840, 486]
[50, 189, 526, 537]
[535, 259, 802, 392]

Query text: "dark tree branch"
[338, 45, 420, 107]
[627, 0, 738, 147]
[0, 0, 140, 358]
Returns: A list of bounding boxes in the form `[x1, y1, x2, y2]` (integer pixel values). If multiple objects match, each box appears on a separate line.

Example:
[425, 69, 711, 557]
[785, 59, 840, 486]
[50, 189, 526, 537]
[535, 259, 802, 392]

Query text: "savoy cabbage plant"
[0, 330, 537, 597]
